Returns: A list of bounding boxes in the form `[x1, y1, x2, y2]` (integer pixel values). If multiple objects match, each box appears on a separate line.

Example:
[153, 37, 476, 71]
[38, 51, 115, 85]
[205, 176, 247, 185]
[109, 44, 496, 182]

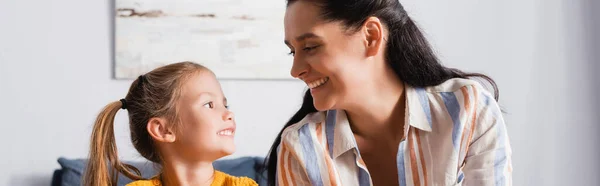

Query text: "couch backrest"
[54, 156, 267, 186]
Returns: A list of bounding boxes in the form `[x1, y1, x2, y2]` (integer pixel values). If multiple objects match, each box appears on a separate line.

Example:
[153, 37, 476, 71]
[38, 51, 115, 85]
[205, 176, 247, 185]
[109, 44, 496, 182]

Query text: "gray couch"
[51, 156, 267, 186]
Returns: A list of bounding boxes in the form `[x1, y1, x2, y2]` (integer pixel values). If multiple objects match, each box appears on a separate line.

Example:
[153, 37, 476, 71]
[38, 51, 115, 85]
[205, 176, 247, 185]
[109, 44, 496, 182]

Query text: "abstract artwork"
[115, 0, 292, 79]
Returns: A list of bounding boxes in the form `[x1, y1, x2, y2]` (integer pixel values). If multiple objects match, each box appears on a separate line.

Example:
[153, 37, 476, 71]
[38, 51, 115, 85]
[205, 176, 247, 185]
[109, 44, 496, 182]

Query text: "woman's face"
[284, 1, 376, 111]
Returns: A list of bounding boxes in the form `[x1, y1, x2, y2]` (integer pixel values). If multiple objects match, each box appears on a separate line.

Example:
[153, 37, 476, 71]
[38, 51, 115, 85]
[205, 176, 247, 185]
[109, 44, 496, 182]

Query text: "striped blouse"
[276, 78, 512, 186]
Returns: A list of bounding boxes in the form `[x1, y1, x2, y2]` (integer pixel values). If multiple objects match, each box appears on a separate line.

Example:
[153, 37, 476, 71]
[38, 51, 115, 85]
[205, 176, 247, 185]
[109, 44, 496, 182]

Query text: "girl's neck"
[160, 158, 215, 186]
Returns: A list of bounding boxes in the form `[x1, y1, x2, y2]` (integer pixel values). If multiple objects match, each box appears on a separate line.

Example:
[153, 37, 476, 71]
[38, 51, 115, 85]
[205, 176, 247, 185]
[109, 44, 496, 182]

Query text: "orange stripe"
[464, 86, 478, 155]
[285, 143, 296, 186]
[316, 123, 338, 186]
[415, 130, 428, 186]
[279, 143, 290, 186]
[283, 142, 307, 186]
[316, 123, 323, 144]
[324, 149, 338, 185]
[466, 87, 479, 152]
[459, 87, 471, 155]
[408, 129, 421, 186]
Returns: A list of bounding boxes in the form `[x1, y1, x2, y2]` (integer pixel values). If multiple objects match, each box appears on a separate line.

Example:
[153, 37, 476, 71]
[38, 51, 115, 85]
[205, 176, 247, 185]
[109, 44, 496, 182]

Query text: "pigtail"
[83, 101, 144, 186]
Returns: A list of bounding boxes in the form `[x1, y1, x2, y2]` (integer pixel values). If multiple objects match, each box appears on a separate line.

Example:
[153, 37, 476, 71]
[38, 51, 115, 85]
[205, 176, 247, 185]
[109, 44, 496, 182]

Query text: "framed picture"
[114, 0, 292, 79]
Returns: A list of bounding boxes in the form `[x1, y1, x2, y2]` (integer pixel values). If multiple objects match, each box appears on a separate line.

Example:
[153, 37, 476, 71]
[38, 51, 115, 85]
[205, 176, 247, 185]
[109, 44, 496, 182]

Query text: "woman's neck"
[344, 65, 406, 141]
[160, 158, 215, 186]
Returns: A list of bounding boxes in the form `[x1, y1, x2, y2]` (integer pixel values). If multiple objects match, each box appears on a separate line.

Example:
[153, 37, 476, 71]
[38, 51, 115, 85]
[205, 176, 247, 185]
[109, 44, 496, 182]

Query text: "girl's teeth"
[218, 130, 233, 135]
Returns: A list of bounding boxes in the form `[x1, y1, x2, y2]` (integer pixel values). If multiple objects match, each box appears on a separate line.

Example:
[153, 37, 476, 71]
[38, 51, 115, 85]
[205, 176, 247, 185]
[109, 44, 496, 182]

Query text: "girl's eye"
[203, 102, 214, 109]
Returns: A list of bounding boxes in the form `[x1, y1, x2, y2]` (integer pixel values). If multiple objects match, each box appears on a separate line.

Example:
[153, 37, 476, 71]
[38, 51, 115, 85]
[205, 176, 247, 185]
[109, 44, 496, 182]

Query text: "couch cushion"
[57, 157, 158, 186]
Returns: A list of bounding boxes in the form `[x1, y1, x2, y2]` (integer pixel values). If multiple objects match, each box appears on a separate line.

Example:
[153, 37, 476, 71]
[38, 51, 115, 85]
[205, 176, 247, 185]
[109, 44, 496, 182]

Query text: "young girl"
[84, 62, 258, 186]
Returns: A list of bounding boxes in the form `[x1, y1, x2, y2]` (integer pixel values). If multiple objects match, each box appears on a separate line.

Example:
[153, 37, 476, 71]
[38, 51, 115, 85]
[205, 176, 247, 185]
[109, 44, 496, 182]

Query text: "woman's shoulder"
[419, 78, 496, 102]
[410, 78, 498, 116]
[424, 77, 484, 93]
[280, 111, 326, 143]
[213, 171, 258, 186]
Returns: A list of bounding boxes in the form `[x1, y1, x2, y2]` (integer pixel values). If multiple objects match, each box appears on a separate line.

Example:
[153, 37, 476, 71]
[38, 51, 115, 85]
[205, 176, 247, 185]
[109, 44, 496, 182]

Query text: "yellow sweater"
[126, 171, 258, 186]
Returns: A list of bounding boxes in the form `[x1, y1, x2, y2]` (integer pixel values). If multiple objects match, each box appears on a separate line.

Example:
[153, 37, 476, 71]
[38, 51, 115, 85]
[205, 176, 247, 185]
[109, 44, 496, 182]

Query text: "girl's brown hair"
[84, 62, 207, 186]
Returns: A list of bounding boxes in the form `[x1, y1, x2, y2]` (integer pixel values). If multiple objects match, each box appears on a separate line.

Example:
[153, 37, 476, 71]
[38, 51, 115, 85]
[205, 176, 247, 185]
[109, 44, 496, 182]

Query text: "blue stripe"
[326, 110, 336, 158]
[353, 147, 371, 186]
[480, 92, 507, 186]
[493, 104, 507, 186]
[484, 92, 491, 106]
[483, 92, 500, 116]
[358, 166, 370, 186]
[415, 88, 433, 127]
[299, 124, 324, 186]
[441, 92, 462, 149]
[397, 141, 407, 186]
[348, 144, 371, 186]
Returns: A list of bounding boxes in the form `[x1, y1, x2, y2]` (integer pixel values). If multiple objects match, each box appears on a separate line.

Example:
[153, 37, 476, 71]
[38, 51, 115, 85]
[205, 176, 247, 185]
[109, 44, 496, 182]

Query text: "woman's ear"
[147, 117, 176, 143]
[362, 16, 385, 57]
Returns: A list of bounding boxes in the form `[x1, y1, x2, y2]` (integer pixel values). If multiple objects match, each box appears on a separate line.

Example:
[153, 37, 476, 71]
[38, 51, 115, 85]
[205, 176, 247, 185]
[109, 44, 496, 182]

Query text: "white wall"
[0, 0, 598, 185]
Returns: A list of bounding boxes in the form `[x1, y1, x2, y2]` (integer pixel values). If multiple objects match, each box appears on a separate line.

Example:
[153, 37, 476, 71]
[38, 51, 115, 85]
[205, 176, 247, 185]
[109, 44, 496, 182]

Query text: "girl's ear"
[147, 117, 176, 143]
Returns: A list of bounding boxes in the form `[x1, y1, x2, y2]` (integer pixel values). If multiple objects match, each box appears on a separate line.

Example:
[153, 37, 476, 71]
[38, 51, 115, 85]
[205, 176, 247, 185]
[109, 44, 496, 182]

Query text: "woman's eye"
[203, 102, 214, 109]
[287, 45, 319, 56]
[303, 45, 319, 52]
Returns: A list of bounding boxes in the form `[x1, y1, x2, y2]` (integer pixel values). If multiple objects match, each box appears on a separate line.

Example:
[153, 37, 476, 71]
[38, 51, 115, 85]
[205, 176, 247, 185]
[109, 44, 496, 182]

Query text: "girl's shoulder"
[126, 179, 161, 186]
[125, 171, 258, 186]
[213, 171, 258, 186]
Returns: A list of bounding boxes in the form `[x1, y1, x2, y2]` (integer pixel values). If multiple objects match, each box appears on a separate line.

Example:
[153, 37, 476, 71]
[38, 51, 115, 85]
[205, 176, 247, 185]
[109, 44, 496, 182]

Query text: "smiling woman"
[266, 0, 512, 186]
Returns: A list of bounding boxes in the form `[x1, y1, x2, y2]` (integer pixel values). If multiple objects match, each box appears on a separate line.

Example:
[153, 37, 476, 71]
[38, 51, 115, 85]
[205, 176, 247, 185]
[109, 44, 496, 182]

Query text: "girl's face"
[172, 70, 236, 161]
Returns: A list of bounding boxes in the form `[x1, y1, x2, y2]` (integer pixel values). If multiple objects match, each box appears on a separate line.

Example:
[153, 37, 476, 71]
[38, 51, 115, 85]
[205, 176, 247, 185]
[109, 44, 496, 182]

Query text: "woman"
[265, 0, 512, 185]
